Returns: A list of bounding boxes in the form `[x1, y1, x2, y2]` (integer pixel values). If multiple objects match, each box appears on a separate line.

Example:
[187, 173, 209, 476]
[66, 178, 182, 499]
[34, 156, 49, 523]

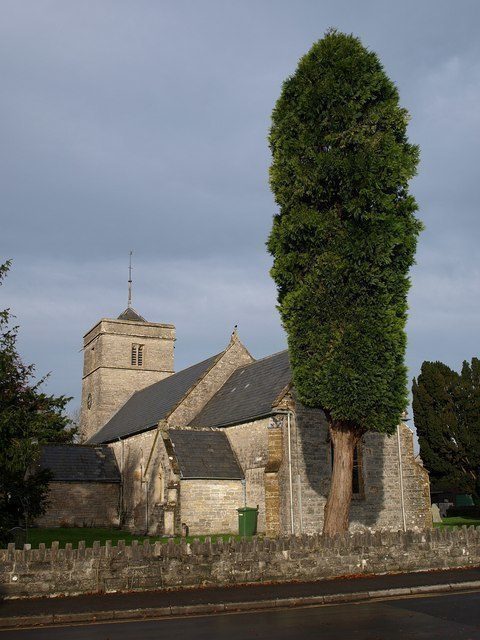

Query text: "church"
[36, 302, 432, 536]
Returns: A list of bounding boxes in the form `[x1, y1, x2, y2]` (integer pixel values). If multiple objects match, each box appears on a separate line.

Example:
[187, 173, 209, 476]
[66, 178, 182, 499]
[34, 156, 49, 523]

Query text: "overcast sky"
[1, 0, 479, 421]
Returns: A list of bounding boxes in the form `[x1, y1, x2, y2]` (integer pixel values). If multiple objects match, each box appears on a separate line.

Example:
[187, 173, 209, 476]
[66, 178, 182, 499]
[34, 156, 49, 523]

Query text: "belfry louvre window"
[131, 344, 144, 366]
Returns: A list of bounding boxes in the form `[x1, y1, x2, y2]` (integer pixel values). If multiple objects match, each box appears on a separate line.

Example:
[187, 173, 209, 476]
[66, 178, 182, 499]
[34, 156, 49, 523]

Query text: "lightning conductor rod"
[128, 250, 133, 308]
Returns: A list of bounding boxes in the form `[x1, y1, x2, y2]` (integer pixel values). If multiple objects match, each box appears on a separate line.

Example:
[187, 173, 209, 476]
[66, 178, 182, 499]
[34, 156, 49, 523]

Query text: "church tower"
[80, 308, 175, 442]
[80, 256, 175, 442]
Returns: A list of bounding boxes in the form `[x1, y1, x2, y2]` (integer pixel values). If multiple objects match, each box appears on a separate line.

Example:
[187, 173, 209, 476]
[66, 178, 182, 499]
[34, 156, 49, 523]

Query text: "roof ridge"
[42, 443, 108, 449]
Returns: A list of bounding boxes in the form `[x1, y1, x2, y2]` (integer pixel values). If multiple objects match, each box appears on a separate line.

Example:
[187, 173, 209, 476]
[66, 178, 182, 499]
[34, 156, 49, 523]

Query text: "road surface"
[2, 590, 480, 639]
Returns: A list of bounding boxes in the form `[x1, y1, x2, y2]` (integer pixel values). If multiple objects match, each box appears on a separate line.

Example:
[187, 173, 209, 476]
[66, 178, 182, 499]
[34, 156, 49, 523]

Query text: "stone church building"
[37, 305, 431, 536]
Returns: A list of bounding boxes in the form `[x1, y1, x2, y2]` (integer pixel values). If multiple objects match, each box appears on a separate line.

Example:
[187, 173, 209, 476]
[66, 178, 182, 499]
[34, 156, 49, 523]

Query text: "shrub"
[446, 505, 480, 518]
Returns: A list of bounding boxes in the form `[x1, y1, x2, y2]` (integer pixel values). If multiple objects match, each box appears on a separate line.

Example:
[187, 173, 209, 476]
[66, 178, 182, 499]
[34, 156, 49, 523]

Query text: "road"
[2, 590, 480, 640]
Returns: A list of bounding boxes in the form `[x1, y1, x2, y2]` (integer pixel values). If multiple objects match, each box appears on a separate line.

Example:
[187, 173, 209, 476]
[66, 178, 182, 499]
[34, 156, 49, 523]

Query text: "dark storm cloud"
[1, 0, 479, 419]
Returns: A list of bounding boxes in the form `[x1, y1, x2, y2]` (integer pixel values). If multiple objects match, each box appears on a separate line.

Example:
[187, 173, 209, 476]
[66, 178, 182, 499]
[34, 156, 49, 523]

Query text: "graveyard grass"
[24, 528, 245, 549]
[21, 518, 480, 548]
[435, 517, 480, 528]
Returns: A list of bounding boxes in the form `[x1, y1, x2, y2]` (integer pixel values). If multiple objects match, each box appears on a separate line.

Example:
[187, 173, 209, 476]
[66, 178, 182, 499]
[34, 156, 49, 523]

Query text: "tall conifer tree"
[413, 359, 480, 496]
[412, 362, 463, 491]
[268, 31, 422, 534]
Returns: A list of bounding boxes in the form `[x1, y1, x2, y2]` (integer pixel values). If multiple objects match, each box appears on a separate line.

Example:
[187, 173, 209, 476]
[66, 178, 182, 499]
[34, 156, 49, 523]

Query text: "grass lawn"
[12, 519, 480, 547]
[434, 517, 480, 528]
[24, 528, 243, 549]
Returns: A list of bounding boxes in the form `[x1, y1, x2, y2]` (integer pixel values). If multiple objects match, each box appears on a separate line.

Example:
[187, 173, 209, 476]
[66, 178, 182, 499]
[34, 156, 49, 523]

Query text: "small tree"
[0, 261, 74, 540]
[268, 31, 422, 534]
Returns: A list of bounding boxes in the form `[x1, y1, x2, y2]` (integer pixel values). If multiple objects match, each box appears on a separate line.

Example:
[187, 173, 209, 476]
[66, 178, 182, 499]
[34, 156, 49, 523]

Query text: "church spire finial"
[117, 251, 146, 322]
[128, 250, 133, 308]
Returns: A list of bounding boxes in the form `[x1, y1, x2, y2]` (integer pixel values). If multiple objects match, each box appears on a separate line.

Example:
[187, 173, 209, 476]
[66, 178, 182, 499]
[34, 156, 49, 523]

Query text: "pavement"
[1, 566, 480, 630]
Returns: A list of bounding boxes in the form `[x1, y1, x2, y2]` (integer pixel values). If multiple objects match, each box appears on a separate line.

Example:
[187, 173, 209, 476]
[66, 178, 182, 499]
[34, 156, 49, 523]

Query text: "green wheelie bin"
[237, 506, 258, 536]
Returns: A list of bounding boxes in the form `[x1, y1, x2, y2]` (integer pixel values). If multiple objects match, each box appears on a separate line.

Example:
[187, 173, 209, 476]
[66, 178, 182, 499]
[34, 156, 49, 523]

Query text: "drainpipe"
[397, 424, 407, 532]
[118, 437, 124, 524]
[293, 413, 304, 535]
[287, 412, 295, 535]
[275, 409, 296, 536]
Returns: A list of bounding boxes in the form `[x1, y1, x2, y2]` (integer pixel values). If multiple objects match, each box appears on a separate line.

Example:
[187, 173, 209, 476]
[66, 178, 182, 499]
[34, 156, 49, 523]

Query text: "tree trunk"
[323, 419, 364, 536]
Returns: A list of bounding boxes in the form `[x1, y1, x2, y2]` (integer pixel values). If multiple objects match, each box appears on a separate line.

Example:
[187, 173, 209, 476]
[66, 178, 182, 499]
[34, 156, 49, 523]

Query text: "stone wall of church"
[281, 406, 328, 535]
[222, 419, 269, 534]
[36, 482, 120, 528]
[218, 410, 431, 537]
[104, 337, 256, 537]
[282, 406, 432, 535]
[109, 429, 178, 535]
[179, 479, 244, 535]
[107, 411, 430, 538]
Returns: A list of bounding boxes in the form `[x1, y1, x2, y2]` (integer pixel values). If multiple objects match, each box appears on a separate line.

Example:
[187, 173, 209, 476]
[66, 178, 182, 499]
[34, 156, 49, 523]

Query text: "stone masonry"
[122, 403, 430, 538]
[222, 418, 270, 533]
[179, 480, 244, 535]
[275, 401, 431, 535]
[2, 527, 479, 599]
[107, 335, 253, 535]
[109, 429, 160, 533]
[215, 405, 431, 538]
[80, 317, 175, 442]
[35, 482, 120, 528]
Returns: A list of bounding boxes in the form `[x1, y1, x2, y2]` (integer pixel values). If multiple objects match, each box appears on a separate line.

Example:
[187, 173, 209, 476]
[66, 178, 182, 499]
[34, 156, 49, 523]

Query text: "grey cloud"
[1, 0, 479, 419]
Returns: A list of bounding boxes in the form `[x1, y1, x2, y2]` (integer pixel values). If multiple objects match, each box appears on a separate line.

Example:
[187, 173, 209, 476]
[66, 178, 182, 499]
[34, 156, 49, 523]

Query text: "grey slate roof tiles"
[88, 352, 221, 444]
[168, 429, 243, 479]
[190, 350, 291, 428]
[117, 307, 146, 322]
[38, 444, 120, 482]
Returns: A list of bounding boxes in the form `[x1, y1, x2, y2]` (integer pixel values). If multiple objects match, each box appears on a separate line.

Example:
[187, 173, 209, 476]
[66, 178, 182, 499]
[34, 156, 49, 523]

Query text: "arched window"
[153, 471, 164, 504]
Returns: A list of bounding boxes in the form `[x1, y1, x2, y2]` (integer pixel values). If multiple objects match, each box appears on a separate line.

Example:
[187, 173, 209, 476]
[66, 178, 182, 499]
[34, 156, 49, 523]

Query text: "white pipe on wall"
[296, 476, 303, 535]
[118, 437, 124, 523]
[397, 424, 407, 532]
[241, 478, 247, 507]
[293, 412, 303, 535]
[287, 412, 295, 535]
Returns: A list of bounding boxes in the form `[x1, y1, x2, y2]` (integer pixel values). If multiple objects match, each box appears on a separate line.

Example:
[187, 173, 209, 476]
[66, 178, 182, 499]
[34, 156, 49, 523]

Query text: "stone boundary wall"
[1, 528, 480, 599]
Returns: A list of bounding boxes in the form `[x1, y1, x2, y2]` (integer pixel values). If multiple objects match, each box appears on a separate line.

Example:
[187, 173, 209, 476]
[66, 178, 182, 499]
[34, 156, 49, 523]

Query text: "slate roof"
[168, 430, 243, 479]
[89, 353, 221, 444]
[117, 307, 146, 322]
[190, 350, 291, 429]
[38, 444, 120, 483]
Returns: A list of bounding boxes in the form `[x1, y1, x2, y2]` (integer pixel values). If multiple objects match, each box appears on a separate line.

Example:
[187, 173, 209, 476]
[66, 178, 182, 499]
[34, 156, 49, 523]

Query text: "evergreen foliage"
[0, 261, 74, 539]
[268, 30, 422, 433]
[413, 359, 480, 496]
